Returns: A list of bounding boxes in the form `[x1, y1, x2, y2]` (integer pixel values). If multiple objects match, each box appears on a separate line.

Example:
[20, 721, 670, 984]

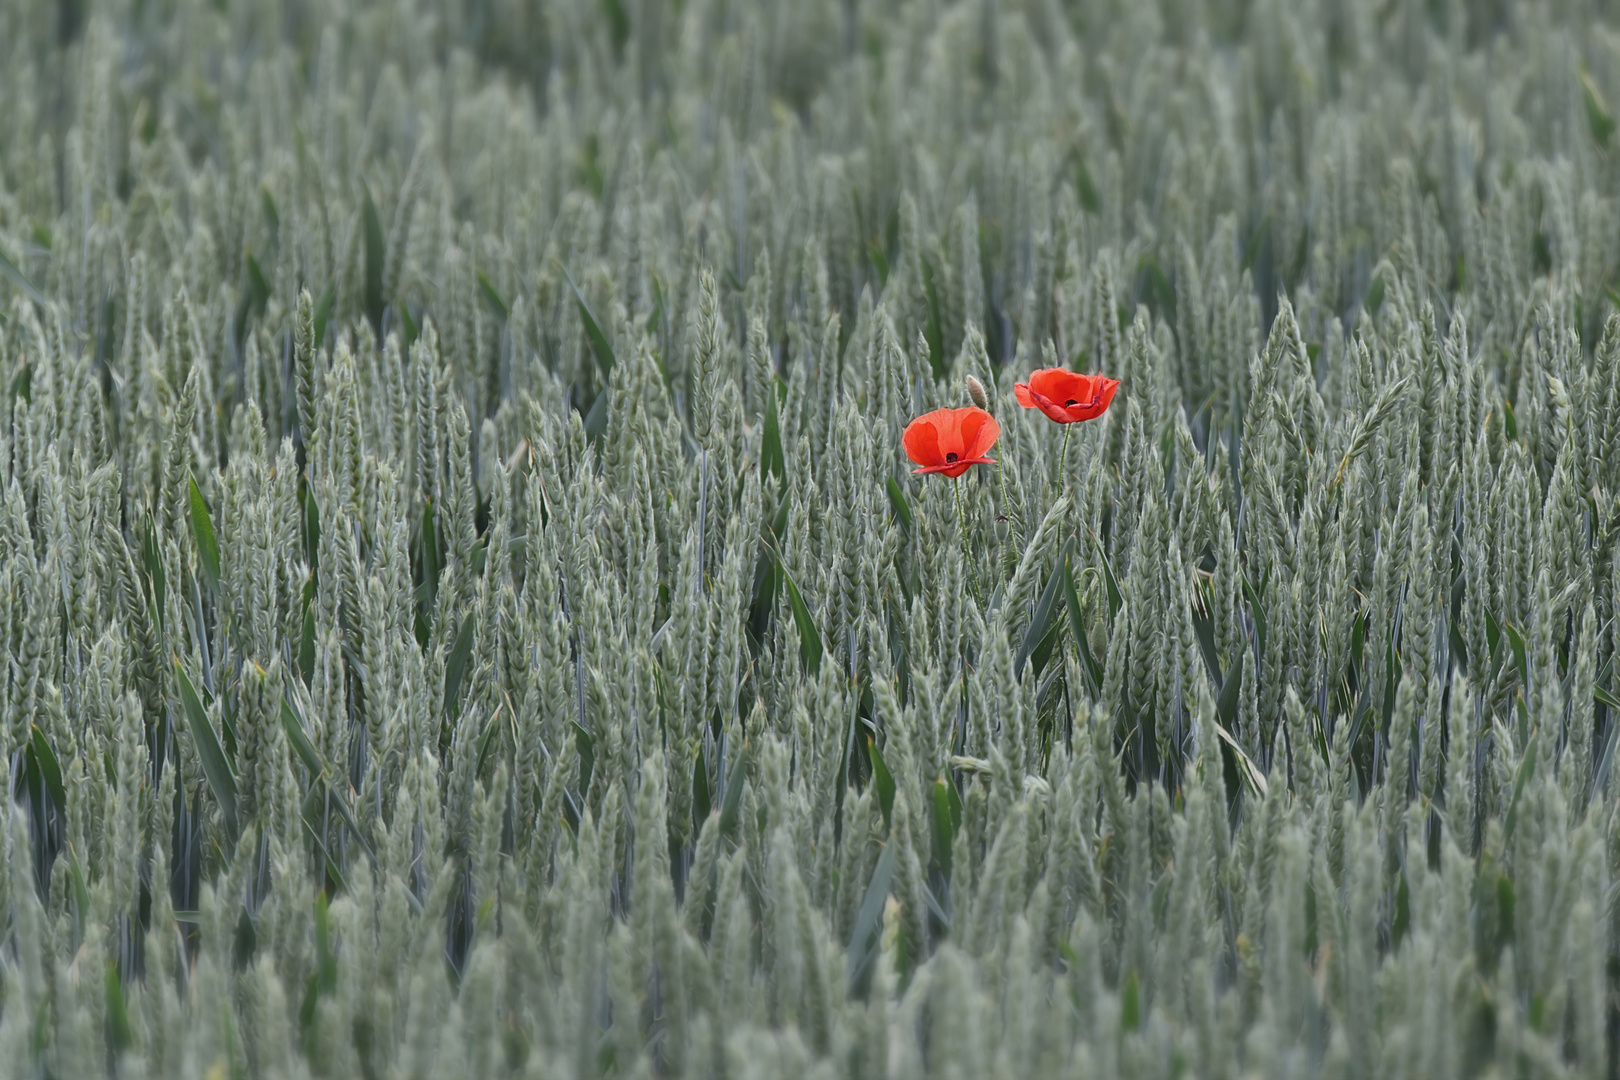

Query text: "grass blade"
[175, 657, 239, 843]
[0, 247, 45, 305]
[30, 726, 67, 812]
[444, 613, 478, 720]
[1214, 722, 1266, 797]
[780, 563, 824, 676]
[1063, 557, 1104, 696]
[563, 268, 616, 378]
[718, 742, 748, 841]
[361, 183, 386, 334]
[189, 475, 221, 591]
[867, 736, 896, 831]
[845, 840, 899, 993]
[281, 699, 377, 867]
[1016, 542, 1070, 681]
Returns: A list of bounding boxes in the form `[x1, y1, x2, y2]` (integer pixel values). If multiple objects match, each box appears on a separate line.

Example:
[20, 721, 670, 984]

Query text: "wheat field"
[0, 0, 1618, 1076]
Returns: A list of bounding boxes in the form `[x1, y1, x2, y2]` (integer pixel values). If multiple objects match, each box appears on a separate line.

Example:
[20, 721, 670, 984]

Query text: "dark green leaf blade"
[583, 389, 609, 443]
[444, 613, 479, 720]
[312, 284, 336, 356]
[761, 386, 785, 484]
[1242, 571, 1269, 657]
[0, 246, 46, 305]
[1503, 738, 1537, 843]
[1582, 65, 1615, 147]
[361, 183, 386, 334]
[476, 270, 509, 320]
[279, 699, 324, 777]
[106, 962, 134, 1051]
[30, 726, 67, 812]
[718, 743, 748, 841]
[280, 699, 378, 868]
[175, 658, 239, 843]
[299, 584, 317, 684]
[930, 777, 956, 875]
[868, 737, 896, 831]
[564, 270, 616, 378]
[781, 565, 824, 676]
[1505, 622, 1529, 690]
[1093, 540, 1123, 620]
[1063, 558, 1103, 696]
[885, 477, 913, 534]
[845, 839, 899, 993]
[188, 475, 221, 591]
[1016, 550, 1068, 681]
[1217, 648, 1244, 727]
[139, 513, 166, 628]
[692, 751, 712, 831]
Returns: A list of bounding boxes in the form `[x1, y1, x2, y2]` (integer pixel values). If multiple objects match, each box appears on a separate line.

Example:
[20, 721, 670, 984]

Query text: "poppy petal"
[1026, 384, 1077, 424]
[962, 412, 1001, 459]
[1098, 377, 1119, 411]
[912, 456, 994, 476]
[903, 407, 999, 476]
[903, 415, 945, 468]
[1068, 376, 1120, 421]
[956, 409, 989, 458]
[1016, 369, 1119, 423]
[1029, 368, 1091, 408]
[935, 409, 966, 456]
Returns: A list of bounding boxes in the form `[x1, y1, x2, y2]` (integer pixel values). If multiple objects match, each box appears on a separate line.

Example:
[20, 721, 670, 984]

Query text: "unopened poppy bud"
[965, 374, 989, 411]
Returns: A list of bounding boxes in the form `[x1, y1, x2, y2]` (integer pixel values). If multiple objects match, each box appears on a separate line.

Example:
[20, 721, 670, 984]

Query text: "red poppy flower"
[1013, 369, 1119, 424]
[903, 407, 1000, 478]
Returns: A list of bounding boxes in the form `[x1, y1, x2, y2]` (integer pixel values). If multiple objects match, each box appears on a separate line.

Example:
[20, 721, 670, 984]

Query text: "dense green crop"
[1, 0, 1619, 1075]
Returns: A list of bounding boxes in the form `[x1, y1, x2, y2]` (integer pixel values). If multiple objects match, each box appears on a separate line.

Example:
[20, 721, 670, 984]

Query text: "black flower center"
[1065, 399, 1078, 407]
[945, 452, 958, 462]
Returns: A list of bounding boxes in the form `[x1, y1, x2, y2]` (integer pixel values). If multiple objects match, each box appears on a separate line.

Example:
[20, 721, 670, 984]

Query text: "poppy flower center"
[1064, 399, 1078, 407]
[945, 452, 958, 462]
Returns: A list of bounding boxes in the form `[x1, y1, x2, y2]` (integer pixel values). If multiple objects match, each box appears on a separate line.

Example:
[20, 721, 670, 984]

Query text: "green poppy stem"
[1057, 424, 1072, 494]
[996, 457, 1012, 579]
[954, 475, 981, 606]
